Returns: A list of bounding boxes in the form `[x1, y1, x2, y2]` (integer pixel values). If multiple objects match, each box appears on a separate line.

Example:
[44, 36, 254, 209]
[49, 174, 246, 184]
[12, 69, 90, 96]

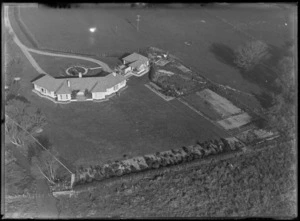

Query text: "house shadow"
[92, 71, 111, 77]
[209, 42, 237, 68]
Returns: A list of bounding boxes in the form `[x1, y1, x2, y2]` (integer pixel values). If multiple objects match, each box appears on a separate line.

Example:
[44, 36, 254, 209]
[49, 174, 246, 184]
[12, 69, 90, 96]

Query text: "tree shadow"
[252, 91, 274, 109]
[240, 63, 282, 95]
[265, 42, 292, 68]
[209, 43, 237, 68]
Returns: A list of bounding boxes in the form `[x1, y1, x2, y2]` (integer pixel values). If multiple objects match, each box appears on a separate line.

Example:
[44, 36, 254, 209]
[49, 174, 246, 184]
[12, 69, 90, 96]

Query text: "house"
[32, 72, 126, 102]
[119, 52, 150, 76]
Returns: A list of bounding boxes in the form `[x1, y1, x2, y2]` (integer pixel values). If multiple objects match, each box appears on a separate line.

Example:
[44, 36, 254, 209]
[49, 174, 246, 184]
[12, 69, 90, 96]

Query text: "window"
[41, 88, 45, 93]
[114, 84, 119, 91]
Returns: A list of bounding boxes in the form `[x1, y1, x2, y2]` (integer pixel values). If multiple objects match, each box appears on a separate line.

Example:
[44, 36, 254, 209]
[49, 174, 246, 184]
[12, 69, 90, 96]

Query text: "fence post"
[70, 173, 75, 189]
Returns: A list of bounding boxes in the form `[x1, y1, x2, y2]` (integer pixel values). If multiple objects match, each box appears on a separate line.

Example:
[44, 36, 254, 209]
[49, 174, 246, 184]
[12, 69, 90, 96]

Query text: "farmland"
[17, 4, 293, 98]
[4, 3, 296, 218]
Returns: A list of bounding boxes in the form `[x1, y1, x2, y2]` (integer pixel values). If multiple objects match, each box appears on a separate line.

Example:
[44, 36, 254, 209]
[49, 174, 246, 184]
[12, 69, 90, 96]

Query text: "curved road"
[27, 47, 112, 72]
[4, 5, 112, 75]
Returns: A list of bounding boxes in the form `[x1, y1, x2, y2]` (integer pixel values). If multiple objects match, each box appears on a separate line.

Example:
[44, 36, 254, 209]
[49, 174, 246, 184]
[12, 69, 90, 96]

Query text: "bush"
[84, 89, 92, 98]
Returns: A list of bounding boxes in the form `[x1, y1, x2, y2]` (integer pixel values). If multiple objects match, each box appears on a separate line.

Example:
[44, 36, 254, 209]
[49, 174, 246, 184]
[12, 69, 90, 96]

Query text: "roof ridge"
[90, 80, 99, 92]
[54, 80, 67, 93]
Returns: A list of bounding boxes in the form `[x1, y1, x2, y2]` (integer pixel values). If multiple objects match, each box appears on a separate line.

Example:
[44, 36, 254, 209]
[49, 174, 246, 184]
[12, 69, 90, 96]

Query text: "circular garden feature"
[66, 66, 88, 76]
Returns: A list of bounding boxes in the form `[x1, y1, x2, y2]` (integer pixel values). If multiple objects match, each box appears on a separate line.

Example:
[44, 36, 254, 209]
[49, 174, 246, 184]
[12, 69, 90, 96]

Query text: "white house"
[120, 52, 150, 76]
[32, 72, 126, 102]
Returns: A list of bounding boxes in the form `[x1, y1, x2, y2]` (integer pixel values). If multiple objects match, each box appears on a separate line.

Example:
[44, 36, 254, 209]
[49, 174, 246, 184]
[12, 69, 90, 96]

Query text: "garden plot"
[235, 128, 278, 145]
[174, 63, 192, 73]
[217, 112, 252, 130]
[196, 89, 242, 119]
[157, 69, 175, 76]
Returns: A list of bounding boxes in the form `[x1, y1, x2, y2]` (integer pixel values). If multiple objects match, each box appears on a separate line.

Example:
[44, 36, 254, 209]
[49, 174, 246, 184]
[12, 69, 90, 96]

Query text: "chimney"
[67, 80, 70, 87]
[79, 72, 82, 78]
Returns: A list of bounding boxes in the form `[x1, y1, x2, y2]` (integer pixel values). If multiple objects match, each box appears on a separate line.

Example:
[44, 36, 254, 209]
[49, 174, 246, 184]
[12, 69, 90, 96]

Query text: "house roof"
[91, 73, 126, 93]
[123, 52, 148, 63]
[128, 59, 147, 69]
[55, 81, 72, 94]
[33, 73, 126, 94]
[32, 75, 64, 92]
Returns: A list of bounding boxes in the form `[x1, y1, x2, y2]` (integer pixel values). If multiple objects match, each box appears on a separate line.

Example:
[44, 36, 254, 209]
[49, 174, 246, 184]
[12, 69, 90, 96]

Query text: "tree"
[149, 64, 159, 81]
[5, 99, 46, 154]
[266, 55, 296, 138]
[31, 148, 60, 184]
[234, 40, 269, 71]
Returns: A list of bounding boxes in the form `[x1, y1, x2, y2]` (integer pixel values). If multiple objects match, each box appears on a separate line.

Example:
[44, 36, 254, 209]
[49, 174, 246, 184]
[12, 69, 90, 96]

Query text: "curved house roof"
[32, 73, 126, 94]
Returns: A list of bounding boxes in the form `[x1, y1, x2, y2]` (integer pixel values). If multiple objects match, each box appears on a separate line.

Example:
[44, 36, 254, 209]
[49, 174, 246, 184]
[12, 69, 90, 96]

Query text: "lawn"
[15, 4, 294, 98]
[33, 75, 228, 168]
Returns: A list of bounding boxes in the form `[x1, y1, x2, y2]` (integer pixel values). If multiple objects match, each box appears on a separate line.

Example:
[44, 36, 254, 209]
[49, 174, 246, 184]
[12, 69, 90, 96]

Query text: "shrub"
[114, 169, 123, 176]
[139, 164, 148, 171]
[84, 89, 92, 98]
[152, 161, 160, 169]
[130, 165, 138, 172]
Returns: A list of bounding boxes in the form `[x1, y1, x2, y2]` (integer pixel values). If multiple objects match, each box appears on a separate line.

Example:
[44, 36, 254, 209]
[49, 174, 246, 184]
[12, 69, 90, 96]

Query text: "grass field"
[35, 75, 228, 167]
[16, 4, 294, 98]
